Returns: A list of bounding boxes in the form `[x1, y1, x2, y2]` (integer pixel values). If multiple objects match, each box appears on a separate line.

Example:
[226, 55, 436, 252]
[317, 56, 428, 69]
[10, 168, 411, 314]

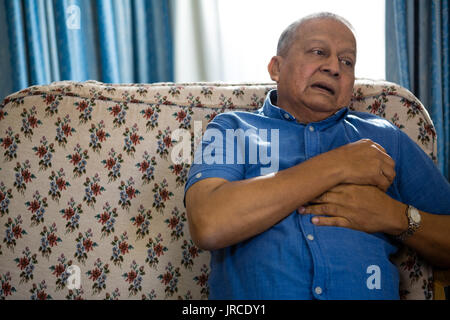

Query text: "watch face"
[410, 208, 421, 223]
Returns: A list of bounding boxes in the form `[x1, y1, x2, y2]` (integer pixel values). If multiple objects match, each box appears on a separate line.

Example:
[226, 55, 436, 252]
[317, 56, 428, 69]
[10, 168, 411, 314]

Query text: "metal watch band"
[394, 205, 421, 242]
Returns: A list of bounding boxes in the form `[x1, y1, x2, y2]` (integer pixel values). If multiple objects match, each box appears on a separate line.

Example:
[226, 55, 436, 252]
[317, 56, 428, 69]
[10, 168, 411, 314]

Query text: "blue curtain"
[386, 0, 449, 180]
[0, 0, 174, 100]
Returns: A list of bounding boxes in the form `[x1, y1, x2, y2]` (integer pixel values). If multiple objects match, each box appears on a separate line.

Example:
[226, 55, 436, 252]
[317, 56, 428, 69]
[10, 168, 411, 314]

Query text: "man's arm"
[186, 139, 395, 250]
[403, 211, 450, 268]
[300, 128, 450, 268]
[302, 184, 450, 268]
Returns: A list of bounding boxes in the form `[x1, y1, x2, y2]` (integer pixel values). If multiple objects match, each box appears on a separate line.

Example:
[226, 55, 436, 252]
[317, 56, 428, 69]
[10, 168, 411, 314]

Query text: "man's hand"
[298, 184, 407, 235]
[329, 139, 396, 192]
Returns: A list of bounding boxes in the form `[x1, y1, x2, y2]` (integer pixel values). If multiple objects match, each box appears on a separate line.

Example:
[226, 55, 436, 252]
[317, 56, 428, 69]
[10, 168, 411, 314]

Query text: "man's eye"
[340, 59, 353, 67]
[312, 49, 324, 55]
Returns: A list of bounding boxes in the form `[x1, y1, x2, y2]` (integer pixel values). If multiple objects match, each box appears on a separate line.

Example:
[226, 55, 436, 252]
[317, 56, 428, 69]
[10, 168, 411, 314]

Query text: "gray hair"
[276, 12, 355, 56]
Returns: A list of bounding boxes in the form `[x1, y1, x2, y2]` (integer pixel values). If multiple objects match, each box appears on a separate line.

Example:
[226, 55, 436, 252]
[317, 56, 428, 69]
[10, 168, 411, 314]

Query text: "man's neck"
[280, 104, 339, 124]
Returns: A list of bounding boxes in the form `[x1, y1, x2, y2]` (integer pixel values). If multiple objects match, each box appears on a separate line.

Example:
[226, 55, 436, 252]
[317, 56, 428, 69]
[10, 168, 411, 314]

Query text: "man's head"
[268, 12, 357, 123]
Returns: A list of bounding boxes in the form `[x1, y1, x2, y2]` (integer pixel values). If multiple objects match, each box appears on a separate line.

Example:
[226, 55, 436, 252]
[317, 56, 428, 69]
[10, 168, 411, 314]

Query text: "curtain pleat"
[0, 0, 174, 99]
[386, 0, 450, 179]
[96, 0, 120, 83]
[443, 0, 450, 179]
[4, 0, 29, 91]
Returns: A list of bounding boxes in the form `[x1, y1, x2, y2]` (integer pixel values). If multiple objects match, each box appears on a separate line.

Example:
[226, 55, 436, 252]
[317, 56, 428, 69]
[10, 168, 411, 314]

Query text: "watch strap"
[394, 205, 421, 242]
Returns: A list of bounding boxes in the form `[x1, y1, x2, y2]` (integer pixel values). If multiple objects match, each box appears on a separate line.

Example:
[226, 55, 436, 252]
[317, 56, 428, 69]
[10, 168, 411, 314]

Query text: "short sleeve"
[184, 114, 245, 199]
[395, 129, 450, 214]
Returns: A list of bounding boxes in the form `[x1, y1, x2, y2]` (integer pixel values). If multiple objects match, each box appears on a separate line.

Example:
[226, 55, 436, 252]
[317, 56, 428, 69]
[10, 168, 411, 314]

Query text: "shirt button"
[196, 173, 202, 179]
[307, 234, 314, 241]
[309, 126, 315, 132]
[283, 113, 290, 120]
[315, 287, 323, 295]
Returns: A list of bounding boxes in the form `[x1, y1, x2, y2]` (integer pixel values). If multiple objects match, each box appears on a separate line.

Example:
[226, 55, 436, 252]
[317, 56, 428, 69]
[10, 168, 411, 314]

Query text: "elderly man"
[184, 12, 450, 299]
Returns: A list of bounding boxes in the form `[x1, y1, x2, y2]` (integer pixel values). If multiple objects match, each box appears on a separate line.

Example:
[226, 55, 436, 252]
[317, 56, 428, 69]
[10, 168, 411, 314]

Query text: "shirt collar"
[261, 89, 348, 130]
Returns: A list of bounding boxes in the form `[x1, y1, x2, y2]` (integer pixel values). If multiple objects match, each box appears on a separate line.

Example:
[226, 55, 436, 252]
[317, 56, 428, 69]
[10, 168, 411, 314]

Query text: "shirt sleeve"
[184, 113, 245, 200]
[395, 129, 450, 214]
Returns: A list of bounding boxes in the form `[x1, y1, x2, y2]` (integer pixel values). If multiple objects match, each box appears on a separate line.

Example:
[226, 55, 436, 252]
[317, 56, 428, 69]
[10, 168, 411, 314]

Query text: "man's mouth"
[311, 83, 335, 95]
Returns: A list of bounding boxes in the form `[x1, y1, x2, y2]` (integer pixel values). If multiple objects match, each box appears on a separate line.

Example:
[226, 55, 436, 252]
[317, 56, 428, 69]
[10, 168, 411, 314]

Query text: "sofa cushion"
[0, 80, 436, 299]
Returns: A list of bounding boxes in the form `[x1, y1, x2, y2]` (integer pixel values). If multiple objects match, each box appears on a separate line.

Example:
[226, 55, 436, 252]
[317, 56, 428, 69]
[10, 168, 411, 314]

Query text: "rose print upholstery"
[0, 79, 439, 299]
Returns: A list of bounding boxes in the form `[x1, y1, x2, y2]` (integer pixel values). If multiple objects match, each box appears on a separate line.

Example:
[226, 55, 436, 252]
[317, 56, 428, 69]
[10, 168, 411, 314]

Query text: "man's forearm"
[187, 151, 343, 250]
[402, 210, 450, 268]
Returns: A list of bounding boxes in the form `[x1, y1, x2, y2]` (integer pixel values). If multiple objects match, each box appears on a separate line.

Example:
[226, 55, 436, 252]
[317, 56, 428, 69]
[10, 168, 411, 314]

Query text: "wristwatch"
[395, 205, 421, 241]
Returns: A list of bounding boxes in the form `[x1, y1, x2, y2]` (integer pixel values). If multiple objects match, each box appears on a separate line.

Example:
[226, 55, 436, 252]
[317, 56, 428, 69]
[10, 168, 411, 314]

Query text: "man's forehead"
[295, 18, 356, 45]
[302, 38, 356, 55]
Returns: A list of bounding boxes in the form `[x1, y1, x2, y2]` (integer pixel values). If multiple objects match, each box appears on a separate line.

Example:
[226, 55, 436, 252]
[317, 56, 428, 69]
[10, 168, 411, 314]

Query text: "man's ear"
[268, 56, 282, 82]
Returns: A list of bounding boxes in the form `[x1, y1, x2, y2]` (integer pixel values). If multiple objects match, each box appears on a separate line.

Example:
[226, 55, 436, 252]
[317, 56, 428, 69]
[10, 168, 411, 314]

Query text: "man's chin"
[305, 101, 343, 116]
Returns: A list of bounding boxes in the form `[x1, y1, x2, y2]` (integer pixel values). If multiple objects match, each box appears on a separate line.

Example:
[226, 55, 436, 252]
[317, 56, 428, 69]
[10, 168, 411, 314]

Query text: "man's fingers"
[375, 162, 396, 191]
[296, 205, 352, 229]
[310, 216, 351, 228]
[374, 176, 390, 192]
[381, 164, 396, 183]
[354, 139, 397, 190]
[300, 203, 344, 217]
[371, 140, 390, 153]
[384, 155, 396, 169]
[309, 190, 341, 205]
[370, 140, 396, 172]
[375, 167, 395, 192]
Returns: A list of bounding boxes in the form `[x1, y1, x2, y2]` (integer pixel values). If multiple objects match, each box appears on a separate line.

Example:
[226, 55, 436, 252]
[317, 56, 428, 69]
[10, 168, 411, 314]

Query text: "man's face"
[270, 18, 357, 121]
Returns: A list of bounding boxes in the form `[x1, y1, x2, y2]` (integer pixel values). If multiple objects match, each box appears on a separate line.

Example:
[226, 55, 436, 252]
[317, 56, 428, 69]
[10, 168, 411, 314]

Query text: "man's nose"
[320, 57, 340, 77]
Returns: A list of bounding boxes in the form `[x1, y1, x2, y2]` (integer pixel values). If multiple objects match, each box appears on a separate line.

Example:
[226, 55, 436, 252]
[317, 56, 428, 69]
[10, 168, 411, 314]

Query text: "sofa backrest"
[0, 80, 436, 299]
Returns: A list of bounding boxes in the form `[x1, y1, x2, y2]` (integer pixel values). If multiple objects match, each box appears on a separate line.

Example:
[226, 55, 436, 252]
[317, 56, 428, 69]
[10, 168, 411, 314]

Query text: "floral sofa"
[0, 79, 439, 300]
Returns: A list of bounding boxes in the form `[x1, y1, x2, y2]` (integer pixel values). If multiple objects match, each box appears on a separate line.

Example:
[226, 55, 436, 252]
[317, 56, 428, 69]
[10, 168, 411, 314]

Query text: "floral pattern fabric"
[0, 79, 437, 300]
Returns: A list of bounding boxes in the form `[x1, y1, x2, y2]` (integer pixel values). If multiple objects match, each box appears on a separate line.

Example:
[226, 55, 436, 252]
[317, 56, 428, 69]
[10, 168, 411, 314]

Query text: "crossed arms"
[185, 139, 450, 268]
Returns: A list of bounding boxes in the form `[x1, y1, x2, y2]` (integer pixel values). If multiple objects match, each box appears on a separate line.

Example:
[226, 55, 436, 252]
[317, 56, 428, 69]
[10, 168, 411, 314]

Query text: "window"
[173, 0, 385, 83]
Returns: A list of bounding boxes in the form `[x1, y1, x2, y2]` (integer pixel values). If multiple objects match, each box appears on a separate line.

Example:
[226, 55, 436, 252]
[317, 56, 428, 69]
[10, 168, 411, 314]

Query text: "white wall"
[175, 0, 386, 82]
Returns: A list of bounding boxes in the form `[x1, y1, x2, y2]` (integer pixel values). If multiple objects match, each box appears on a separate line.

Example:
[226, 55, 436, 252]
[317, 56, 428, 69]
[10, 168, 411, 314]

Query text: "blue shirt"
[184, 90, 450, 300]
